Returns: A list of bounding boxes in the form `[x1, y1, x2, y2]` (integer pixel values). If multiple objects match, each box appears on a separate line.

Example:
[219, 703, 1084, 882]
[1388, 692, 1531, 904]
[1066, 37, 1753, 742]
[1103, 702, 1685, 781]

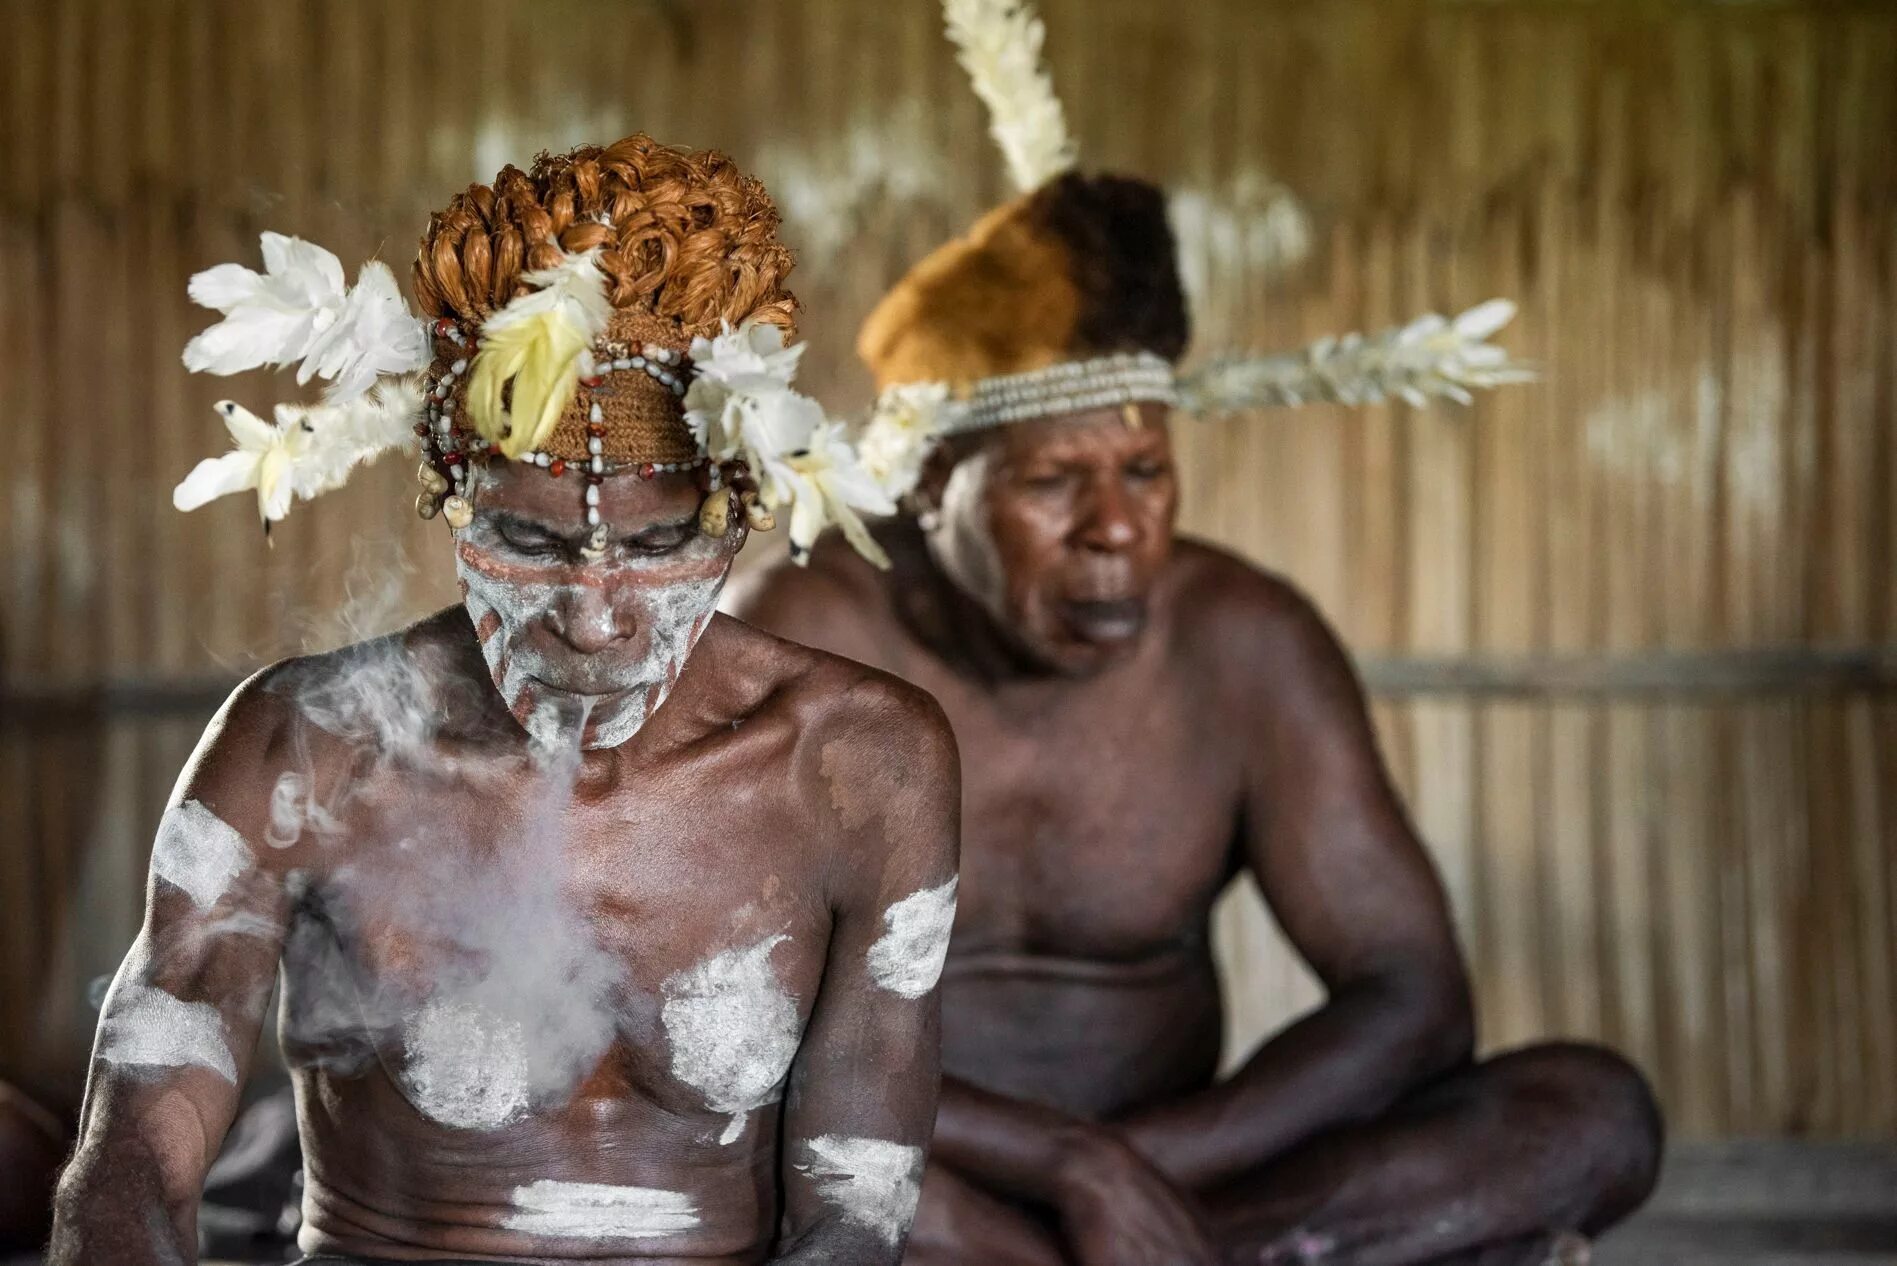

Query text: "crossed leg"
[1202, 1043, 1662, 1265]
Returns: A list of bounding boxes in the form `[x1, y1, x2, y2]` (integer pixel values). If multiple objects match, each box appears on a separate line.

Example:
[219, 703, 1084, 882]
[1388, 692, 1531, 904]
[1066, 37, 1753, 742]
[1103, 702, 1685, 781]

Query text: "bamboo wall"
[1, 0, 1892, 1140]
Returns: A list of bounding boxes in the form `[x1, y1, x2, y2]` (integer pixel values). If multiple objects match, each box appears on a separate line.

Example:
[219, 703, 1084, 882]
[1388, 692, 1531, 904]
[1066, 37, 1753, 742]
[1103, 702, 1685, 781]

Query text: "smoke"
[250, 530, 632, 1123]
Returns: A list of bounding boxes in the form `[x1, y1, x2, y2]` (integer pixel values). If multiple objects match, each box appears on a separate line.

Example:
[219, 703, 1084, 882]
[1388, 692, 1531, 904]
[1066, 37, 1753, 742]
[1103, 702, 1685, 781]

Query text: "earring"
[917, 508, 941, 532]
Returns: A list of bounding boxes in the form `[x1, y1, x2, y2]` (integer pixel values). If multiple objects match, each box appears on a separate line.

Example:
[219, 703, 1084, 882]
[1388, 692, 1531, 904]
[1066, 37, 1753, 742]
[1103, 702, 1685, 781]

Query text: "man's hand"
[1053, 1130, 1216, 1266]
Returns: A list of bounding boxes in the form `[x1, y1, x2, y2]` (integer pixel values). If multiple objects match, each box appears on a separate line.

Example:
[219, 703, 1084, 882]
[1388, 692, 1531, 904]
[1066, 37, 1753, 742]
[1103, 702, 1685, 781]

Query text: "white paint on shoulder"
[867, 877, 958, 999]
[150, 799, 251, 910]
[97, 983, 238, 1083]
[661, 933, 803, 1145]
[399, 998, 532, 1130]
[799, 1133, 924, 1248]
[502, 1178, 699, 1240]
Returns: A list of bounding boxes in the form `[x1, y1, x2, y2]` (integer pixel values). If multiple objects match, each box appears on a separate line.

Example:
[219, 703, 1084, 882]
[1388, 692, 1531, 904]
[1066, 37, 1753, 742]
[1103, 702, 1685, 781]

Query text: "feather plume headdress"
[174, 233, 432, 529]
[172, 135, 894, 569]
[854, 0, 1534, 469]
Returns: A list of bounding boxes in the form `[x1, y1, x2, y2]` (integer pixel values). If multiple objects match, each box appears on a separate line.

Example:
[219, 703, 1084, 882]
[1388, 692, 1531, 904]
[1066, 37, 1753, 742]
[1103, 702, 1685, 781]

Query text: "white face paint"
[798, 1134, 924, 1248]
[456, 515, 727, 752]
[867, 877, 959, 999]
[150, 799, 252, 909]
[660, 934, 804, 1144]
[503, 1179, 700, 1241]
[398, 998, 532, 1130]
[96, 983, 238, 1083]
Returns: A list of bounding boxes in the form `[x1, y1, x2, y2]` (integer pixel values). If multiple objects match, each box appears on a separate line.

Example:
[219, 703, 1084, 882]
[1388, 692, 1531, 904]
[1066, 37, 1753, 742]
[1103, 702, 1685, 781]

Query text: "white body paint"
[867, 877, 958, 999]
[150, 799, 251, 909]
[661, 933, 803, 1144]
[799, 1134, 925, 1248]
[457, 546, 724, 753]
[96, 983, 238, 1083]
[503, 1179, 700, 1240]
[399, 998, 532, 1130]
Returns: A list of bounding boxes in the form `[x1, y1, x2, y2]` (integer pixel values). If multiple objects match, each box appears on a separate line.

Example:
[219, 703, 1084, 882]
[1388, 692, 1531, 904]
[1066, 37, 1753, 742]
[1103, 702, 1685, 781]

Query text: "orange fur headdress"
[852, 0, 1534, 493]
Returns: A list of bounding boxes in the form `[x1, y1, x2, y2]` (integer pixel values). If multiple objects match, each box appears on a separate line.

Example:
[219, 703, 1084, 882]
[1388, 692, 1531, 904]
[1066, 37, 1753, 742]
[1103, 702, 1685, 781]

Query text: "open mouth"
[1059, 597, 1146, 644]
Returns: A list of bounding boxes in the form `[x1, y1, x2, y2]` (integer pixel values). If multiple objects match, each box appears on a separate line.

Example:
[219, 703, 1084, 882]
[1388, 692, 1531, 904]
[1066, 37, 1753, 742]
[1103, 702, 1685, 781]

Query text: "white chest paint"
[799, 1134, 925, 1248]
[660, 933, 803, 1144]
[97, 982, 238, 1084]
[150, 799, 251, 910]
[867, 877, 959, 999]
[399, 998, 532, 1130]
[502, 1178, 699, 1241]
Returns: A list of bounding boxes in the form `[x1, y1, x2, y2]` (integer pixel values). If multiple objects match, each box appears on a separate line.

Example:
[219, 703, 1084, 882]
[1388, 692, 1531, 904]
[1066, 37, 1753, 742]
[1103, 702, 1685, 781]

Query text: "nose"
[1074, 473, 1141, 554]
[546, 582, 629, 655]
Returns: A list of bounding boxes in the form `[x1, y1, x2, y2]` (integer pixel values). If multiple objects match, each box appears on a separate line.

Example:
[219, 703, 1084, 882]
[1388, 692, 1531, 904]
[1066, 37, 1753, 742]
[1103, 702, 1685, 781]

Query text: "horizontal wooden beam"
[1356, 647, 1897, 698]
[3, 647, 1894, 724]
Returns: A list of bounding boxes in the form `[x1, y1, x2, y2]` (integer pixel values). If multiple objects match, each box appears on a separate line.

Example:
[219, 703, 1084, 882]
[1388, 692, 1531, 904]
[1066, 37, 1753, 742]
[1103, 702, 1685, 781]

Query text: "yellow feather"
[467, 310, 589, 458]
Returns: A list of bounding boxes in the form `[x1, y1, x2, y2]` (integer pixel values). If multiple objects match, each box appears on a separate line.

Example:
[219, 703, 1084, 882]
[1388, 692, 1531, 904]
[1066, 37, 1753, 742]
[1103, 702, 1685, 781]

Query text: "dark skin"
[731, 404, 1663, 1266]
[51, 462, 960, 1265]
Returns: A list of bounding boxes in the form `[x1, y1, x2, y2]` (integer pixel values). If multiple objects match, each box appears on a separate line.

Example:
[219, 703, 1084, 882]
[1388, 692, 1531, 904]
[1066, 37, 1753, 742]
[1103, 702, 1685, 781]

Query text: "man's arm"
[1118, 576, 1474, 1192]
[49, 677, 301, 1265]
[770, 676, 960, 1265]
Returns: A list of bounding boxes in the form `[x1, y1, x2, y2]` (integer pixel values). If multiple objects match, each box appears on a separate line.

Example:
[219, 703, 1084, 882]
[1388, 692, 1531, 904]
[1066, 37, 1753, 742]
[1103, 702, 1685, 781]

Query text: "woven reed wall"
[0, 0, 1892, 1139]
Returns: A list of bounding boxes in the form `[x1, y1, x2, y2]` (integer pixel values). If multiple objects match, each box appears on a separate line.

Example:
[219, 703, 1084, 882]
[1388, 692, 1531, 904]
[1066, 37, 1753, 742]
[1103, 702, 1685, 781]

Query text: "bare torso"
[734, 526, 1243, 1123]
[54, 604, 958, 1266]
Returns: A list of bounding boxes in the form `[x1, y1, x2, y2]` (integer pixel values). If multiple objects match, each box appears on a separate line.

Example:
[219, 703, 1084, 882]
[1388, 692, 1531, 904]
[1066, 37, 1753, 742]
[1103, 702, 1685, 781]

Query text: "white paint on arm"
[866, 877, 958, 999]
[398, 998, 532, 1130]
[661, 933, 804, 1145]
[502, 1179, 699, 1240]
[149, 799, 252, 909]
[798, 1134, 925, 1248]
[95, 983, 238, 1084]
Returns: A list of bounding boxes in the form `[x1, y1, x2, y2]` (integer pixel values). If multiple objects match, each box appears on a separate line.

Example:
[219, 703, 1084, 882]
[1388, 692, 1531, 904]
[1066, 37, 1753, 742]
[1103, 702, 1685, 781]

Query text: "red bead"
[549, 459, 566, 477]
[639, 463, 655, 480]
[487, 444, 502, 458]
[433, 318, 456, 338]
[443, 452, 462, 466]
[580, 375, 605, 388]
[587, 423, 606, 438]
[586, 474, 603, 486]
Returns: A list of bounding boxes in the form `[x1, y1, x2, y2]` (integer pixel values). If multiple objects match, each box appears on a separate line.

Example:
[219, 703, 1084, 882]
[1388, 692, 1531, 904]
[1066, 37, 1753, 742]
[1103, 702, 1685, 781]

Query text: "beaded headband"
[172, 229, 904, 567]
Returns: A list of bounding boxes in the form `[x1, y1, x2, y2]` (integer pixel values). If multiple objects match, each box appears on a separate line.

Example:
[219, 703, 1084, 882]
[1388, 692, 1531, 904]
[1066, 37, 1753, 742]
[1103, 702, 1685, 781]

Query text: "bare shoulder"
[723, 525, 912, 665]
[1167, 539, 1354, 673]
[706, 612, 959, 872]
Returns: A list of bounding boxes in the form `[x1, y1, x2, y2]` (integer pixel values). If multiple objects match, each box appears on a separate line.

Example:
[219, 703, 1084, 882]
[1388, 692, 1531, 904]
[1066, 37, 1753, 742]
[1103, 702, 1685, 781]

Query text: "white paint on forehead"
[502, 1179, 699, 1240]
[799, 1134, 924, 1248]
[97, 983, 238, 1083]
[399, 998, 532, 1130]
[150, 799, 251, 910]
[867, 877, 959, 999]
[661, 933, 803, 1145]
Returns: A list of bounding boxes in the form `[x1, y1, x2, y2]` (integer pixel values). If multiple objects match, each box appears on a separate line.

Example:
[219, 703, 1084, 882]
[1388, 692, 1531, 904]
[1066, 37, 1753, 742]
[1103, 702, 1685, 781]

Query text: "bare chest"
[917, 664, 1242, 961]
[278, 758, 830, 1142]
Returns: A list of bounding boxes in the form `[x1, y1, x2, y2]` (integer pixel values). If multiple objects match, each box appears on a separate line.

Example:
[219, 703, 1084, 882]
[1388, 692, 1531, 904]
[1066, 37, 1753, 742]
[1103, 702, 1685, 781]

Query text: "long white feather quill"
[1176, 300, 1537, 415]
[943, 0, 1078, 191]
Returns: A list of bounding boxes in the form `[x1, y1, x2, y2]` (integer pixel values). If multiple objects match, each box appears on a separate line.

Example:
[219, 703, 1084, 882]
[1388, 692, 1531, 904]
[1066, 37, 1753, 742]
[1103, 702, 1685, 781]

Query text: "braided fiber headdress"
[175, 134, 893, 564]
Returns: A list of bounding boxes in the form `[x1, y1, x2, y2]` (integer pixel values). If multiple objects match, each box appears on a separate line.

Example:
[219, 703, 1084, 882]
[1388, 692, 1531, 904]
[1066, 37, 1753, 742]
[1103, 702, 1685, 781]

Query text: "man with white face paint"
[53, 135, 958, 1266]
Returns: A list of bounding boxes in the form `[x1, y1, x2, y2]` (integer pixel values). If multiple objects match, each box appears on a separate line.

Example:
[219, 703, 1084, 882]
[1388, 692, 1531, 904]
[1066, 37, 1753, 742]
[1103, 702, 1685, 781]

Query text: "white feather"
[1177, 300, 1537, 417]
[943, 0, 1078, 191]
[183, 233, 430, 402]
[172, 377, 424, 525]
